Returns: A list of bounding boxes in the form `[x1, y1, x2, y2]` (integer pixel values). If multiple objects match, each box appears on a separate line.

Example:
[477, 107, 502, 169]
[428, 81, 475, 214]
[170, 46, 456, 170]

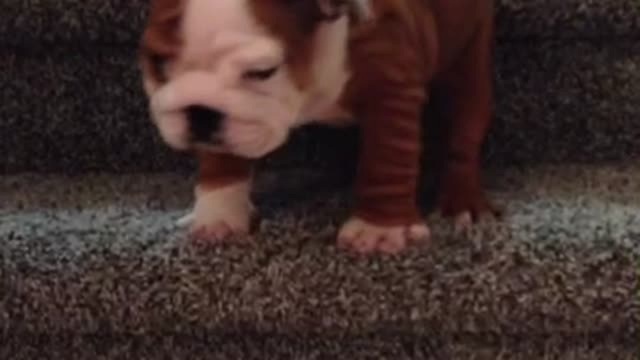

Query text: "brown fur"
[139, 0, 184, 87]
[139, 0, 497, 232]
[334, 0, 497, 224]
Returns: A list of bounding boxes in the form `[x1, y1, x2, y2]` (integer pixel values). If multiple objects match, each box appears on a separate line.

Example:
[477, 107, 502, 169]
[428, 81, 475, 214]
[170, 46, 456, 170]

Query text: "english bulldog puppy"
[139, 0, 498, 254]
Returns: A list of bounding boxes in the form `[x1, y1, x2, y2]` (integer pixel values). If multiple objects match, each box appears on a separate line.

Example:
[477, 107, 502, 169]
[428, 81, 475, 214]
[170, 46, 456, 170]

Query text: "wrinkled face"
[140, 0, 364, 158]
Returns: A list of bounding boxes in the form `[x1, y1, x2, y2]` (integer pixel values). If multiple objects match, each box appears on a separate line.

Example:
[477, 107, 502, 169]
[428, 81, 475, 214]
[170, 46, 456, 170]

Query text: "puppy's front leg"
[184, 151, 254, 243]
[338, 85, 430, 254]
[436, 18, 499, 231]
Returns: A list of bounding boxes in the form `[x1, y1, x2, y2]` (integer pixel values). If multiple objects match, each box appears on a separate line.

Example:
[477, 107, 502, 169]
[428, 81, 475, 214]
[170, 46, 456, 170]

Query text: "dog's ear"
[139, 0, 183, 95]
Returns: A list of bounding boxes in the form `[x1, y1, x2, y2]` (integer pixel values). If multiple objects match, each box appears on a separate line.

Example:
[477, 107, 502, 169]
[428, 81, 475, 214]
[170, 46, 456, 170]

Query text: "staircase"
[1, 1, 639, 358]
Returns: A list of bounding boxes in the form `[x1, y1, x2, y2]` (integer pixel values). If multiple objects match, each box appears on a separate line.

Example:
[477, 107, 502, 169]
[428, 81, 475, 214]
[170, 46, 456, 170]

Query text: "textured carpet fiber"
[1, 164, 638, 341]
[1, 334, 637, 359]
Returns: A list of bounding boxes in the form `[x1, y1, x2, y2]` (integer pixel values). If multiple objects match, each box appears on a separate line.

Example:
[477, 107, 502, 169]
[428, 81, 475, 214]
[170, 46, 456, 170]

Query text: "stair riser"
[1, 0, 639, 46]
[1, 40, 639, 173]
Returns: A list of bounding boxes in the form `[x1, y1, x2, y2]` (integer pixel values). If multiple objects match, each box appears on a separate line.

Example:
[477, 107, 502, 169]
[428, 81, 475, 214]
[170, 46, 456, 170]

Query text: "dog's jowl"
[139, 0, 498, 254]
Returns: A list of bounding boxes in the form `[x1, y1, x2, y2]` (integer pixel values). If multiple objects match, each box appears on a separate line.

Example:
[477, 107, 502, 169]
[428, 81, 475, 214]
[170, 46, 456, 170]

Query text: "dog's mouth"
[186, 105, 227, 146]
[148, 75, 294, 159]
[183, 109, 281, 159]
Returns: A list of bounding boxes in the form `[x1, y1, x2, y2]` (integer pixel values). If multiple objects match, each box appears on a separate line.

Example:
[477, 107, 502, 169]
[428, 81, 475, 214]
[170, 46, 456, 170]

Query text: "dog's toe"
[337, 217, 430, 255]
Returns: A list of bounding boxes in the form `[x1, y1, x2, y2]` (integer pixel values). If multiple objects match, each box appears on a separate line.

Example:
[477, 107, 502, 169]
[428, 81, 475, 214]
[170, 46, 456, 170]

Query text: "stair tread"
[0, 0, 638, 47]
[1, 164, 638, 338]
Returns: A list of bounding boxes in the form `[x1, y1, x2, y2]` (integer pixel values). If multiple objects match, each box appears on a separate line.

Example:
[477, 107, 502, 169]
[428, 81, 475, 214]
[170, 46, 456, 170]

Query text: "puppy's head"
[139, 0, 370, 158]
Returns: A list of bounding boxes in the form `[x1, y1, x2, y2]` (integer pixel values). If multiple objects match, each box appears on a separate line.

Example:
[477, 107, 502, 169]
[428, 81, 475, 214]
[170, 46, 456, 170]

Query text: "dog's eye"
[144, 53, 174, 84]
[243, 66, 279, 81]
[150, 56, 168, 79]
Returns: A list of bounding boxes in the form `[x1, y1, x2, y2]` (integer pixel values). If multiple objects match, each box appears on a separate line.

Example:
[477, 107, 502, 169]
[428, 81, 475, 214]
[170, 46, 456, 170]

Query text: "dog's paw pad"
[190, 221, 248, 245]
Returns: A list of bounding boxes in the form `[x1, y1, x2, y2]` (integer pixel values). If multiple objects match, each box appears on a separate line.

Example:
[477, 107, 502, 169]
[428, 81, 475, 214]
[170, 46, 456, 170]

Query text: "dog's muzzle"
[149, 70, 295, 158]
[150, 71, 232, 149]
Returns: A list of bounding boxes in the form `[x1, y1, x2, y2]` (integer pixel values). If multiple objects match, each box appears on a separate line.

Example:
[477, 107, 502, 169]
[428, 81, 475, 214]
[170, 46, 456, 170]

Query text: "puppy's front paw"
[179, 181, 253, 244]
[337, 217, 430, 255]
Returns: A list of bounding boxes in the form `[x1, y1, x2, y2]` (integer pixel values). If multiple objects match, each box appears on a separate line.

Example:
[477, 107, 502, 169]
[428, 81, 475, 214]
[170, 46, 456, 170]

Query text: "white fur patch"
[302, 0, 375, 123]
[299, 17, 352, 124]
[178, 181, 253, 233]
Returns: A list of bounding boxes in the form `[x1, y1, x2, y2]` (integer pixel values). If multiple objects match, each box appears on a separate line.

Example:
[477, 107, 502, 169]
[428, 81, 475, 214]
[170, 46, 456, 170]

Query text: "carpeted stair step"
[1, 1, 640, 173]
[1, 163, 638, 353]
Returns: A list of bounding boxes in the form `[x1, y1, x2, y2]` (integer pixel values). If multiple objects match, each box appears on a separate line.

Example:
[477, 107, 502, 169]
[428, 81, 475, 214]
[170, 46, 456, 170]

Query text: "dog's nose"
[186, 105, 225, 143]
